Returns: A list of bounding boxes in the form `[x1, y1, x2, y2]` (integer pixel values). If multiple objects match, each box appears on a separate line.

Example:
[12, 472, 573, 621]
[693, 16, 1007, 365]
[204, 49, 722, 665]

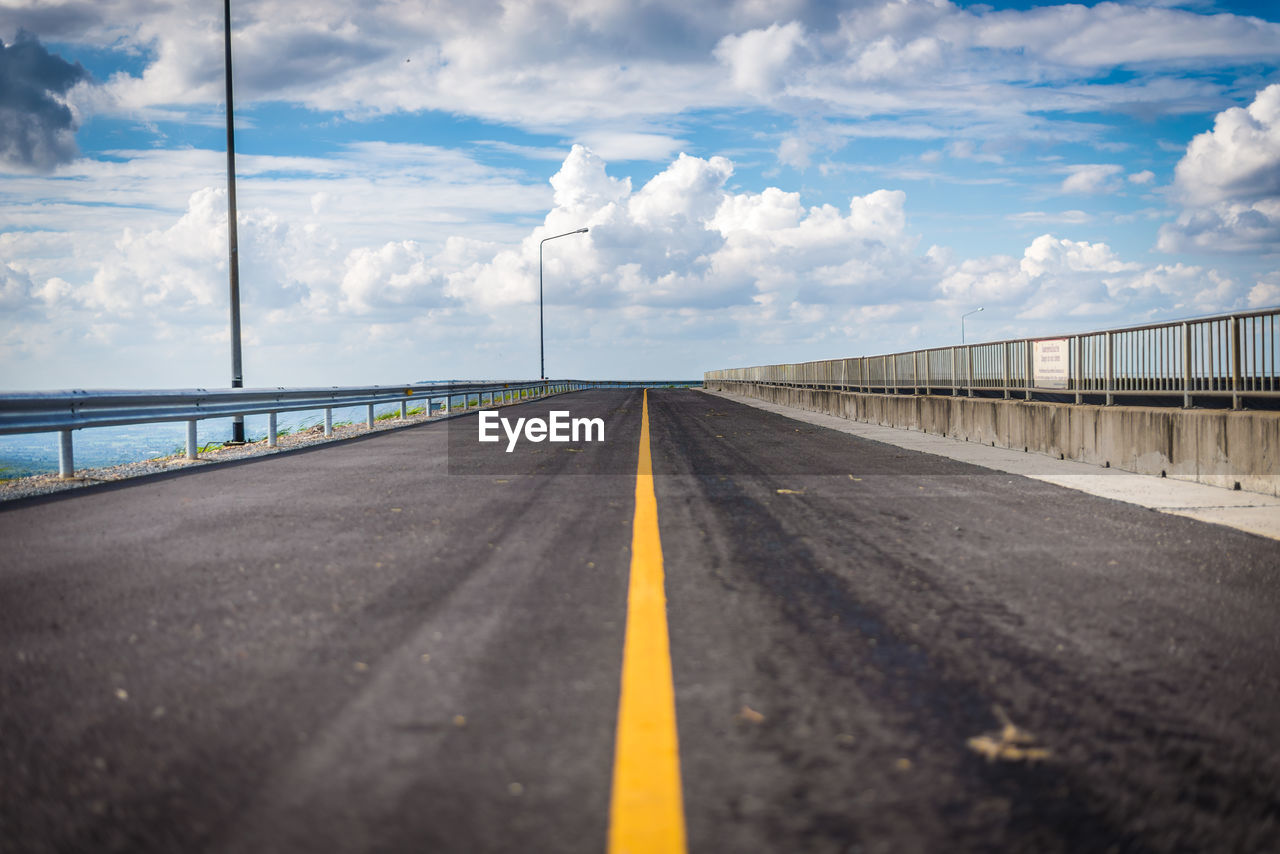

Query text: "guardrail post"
[267, 412, 278, 447]
[400, 400, 408, 419]
[186, 420, 198, 460]
[1182, 322, 1192, 408]
[367, 404, 375, 428]
[324, 408, 333, 437]
[1231, 316, 1242, 410]
[1105, 331, 1115, 405]
[58, 429, 74, 478]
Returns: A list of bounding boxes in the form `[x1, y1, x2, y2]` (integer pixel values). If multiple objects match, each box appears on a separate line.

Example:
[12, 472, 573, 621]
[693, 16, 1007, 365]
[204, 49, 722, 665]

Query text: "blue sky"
[2, 0, 1279, 388]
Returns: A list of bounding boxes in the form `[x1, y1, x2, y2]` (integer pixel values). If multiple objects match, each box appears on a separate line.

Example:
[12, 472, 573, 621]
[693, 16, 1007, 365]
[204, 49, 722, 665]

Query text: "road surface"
[2, 388, 1277, 853]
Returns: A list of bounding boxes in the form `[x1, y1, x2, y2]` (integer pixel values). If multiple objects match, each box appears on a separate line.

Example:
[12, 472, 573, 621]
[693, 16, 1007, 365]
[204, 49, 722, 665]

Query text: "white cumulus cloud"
[714, 22, 808, 97]
[16, 0, 1274, 175]
[1061, 164, 1124, 195]
[1159, 85, 1280, 254]
[0, 142, 1265, 387]
[1172, 83, 1280, 206]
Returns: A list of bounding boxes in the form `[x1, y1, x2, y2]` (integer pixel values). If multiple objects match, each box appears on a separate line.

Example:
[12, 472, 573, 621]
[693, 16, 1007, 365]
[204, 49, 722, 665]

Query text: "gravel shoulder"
[0, 410, 443, 503]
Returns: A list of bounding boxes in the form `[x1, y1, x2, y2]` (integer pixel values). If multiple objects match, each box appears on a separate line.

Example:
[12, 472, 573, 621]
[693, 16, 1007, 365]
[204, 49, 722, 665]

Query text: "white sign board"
[1033, 338, 1070, 389]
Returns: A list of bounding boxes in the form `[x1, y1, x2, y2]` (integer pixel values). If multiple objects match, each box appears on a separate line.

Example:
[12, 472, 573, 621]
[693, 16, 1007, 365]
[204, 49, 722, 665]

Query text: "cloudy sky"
[1, 0, 1278, 389]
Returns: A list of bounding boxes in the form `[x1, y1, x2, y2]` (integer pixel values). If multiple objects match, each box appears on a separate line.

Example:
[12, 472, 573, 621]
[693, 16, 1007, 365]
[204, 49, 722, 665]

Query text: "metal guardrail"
[0, 379, 701, 478]
[706, 308, 1280, 410]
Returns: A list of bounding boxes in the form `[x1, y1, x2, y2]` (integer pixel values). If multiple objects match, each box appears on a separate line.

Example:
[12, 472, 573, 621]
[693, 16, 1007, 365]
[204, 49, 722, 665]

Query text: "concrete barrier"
[706, 381, 1280, 497]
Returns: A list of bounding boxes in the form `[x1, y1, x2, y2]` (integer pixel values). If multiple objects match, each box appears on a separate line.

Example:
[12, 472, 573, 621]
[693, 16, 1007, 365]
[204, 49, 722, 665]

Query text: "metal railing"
[0, 379, 700, 478]
[706, 307, 1280, 410]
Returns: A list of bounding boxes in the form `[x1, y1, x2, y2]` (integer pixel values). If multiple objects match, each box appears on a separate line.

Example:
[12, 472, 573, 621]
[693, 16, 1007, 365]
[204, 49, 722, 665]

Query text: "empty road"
[2, 388, 1278, 853]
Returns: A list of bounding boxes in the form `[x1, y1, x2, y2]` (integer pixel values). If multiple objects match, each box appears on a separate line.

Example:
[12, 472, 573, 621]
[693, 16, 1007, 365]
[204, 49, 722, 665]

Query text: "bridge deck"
[2, 388, 1277, 853]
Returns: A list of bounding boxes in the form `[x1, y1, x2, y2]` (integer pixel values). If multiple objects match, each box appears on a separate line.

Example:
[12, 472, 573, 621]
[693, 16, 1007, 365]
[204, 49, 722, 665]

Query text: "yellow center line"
[609, 389, 687, 854]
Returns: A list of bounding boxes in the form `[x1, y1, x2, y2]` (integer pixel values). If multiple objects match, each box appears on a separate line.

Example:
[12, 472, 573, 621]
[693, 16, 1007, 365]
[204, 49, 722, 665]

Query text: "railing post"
[186, 420, 198, 460]
[1074, 336, 1083, 405]
[1105, 331, 1115, 406]
[924, 351, 931, 394]
[1024, 341, 1033, 401]
[951, 348, 958, 396]
[1182, 322, 1192, 408]
[1231, 315, 1242, 410]
[267, 412, 278, 447]
[324, 407, 333, 437]
[966, 346, 974, 397]
[1002, 342, 1011, 399]
[58, 429, 74, 478]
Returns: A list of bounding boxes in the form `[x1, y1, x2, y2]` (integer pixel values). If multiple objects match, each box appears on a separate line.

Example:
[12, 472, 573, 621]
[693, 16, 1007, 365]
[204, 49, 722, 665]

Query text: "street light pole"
[961, 306, 984, 344]
[539, 227, 588, 380]
[224, 0, 245, 444]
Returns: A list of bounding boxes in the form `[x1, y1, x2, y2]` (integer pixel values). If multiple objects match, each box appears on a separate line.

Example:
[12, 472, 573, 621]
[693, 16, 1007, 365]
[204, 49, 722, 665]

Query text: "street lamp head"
[541, 226, 590, 245]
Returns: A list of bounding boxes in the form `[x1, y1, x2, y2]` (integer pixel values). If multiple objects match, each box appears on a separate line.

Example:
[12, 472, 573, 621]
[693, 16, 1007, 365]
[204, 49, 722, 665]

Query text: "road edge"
[700, 388, 1280, 542]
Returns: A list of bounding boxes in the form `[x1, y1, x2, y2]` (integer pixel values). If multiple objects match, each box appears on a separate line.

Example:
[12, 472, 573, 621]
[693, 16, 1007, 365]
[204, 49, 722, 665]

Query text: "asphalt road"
[2, 388, 1278, 853]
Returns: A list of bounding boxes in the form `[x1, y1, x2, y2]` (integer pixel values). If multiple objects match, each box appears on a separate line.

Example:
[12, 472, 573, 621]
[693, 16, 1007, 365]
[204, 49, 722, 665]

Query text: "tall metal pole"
[539, 239, 544, 380]
[224, 0, 245, 443]
[538, 227, 588, 381]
